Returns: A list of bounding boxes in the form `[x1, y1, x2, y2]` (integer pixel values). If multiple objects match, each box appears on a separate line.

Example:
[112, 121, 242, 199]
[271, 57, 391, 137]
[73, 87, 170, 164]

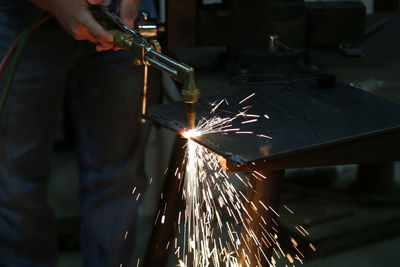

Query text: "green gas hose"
[0, 10, 48, 119]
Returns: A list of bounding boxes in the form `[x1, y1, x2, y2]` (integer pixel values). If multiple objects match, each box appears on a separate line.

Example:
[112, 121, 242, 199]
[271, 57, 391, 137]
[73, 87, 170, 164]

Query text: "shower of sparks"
[165, 94, 315, 267]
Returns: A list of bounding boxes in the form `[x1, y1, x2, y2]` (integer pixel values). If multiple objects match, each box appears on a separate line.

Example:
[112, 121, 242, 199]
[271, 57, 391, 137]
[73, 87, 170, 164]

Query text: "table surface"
[147, 79, 400, 165]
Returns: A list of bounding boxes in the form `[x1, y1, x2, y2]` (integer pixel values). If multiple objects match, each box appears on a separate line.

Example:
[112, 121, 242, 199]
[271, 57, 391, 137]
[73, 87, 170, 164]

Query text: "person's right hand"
[29, 0, 114, 51]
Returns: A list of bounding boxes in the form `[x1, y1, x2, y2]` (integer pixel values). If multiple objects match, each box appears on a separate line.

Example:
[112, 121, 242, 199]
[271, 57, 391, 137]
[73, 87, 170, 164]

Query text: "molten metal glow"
[182, 129, 202, 139]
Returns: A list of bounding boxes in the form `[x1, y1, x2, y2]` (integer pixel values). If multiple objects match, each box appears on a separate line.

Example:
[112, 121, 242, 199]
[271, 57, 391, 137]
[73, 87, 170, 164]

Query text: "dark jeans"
[0, 2, 159, 266]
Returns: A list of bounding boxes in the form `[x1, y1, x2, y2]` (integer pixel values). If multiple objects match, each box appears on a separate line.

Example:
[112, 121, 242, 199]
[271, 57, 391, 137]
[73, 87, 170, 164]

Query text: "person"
[0, 0, 159, 266]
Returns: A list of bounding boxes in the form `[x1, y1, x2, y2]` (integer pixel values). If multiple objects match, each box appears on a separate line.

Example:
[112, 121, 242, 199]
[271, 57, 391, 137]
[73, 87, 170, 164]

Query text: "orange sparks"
[253, 170, 267, 179]
[257, 134, 272, 139]
[239, 93, 256, 104]
[286, 253, 294, 264]
[284, 205, 295, 214]
[235, 131, 254, 134]
[299, 225, 310, 236]
[309, 243, 317, 252]
[290, 237, 298, 247]
[241, 119, 258, 124]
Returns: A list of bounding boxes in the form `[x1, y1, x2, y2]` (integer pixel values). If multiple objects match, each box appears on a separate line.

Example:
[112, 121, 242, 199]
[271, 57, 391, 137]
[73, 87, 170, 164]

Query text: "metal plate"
[147, 79, 400, 166]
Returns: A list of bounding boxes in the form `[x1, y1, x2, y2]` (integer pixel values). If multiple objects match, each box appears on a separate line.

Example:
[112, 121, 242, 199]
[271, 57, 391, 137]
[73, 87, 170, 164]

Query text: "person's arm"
[28, 0, 142, 51]
[118, 0, 141, 28]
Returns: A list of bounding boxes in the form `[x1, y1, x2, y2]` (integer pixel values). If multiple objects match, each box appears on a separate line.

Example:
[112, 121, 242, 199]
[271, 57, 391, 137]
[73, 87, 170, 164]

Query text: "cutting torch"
[91, 5, 200, 129]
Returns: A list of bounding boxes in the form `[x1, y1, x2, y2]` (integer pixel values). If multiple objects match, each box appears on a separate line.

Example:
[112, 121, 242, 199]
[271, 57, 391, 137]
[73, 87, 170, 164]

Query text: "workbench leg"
[238, 169, 284, 267]
[144, 136, 187, 267]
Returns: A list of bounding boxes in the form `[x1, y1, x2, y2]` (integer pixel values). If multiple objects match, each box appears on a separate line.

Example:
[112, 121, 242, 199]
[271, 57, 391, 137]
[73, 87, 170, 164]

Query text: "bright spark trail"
[170, 94, 315, 267]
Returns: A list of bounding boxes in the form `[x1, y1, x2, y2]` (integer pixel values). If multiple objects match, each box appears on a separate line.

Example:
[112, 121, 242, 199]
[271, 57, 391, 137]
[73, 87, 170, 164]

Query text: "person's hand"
[29, 0, 114, 51]
[117, 0, 142, 28]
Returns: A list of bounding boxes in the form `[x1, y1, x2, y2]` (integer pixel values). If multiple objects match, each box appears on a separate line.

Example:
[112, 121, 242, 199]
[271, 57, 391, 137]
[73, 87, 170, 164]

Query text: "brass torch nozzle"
[185, 103, 197, 129]
[181, 66, 200, 129]
[182, 87, 200, 129]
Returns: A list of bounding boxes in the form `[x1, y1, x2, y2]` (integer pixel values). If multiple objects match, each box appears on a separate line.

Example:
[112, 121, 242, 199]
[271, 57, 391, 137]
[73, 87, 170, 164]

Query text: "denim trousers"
[0, 1, 159, 266]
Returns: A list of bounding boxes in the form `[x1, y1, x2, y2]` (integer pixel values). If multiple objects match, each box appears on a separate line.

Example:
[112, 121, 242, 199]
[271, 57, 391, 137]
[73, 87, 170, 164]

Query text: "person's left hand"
[118, 0, 142, 28]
